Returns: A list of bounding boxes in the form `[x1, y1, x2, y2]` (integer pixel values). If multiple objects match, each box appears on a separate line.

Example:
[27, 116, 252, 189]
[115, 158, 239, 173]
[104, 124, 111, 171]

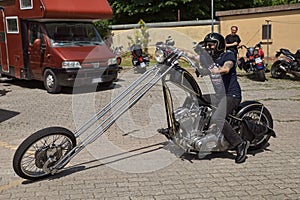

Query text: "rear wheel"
[44, 69, 61, 93]
[13, 127, 76, 180]
[256, 69, 266, 81]
[236, 106, 273, 150]
[271, 61, 287, 79]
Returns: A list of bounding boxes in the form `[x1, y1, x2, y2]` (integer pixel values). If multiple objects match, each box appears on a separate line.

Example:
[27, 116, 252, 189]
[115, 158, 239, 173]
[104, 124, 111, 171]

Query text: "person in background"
[225, 26, 241, 59]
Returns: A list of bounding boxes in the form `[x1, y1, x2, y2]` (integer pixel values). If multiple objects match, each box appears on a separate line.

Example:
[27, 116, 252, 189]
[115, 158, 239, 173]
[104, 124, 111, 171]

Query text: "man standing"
[225, 26, 241, 58]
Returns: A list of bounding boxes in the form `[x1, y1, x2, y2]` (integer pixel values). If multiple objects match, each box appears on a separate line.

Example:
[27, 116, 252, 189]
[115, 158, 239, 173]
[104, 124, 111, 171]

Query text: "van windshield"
[45, 22, 104, 47]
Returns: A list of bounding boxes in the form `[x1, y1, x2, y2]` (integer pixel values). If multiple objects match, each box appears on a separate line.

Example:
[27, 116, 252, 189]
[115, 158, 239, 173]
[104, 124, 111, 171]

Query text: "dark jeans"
[203, 94, 243, 147]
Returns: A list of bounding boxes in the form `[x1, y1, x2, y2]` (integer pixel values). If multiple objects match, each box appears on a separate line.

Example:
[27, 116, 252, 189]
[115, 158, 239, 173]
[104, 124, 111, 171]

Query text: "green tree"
[94, 19, 111, 38]
[127, 20, 150, 53]
[253, 0, 299, 6]
[107, 0, 298, 24]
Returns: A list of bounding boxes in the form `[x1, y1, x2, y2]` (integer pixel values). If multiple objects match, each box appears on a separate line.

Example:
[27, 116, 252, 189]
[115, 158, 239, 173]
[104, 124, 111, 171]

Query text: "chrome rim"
[46, 74, 55, 88]
[241, 110, 270, 147]
[20, 134, 73, 178]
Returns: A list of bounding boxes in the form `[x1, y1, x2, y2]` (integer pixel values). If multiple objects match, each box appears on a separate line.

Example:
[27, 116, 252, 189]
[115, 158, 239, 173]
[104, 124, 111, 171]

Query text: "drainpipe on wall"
[266, 19, 271, 65]
[211, 0, 214, 33]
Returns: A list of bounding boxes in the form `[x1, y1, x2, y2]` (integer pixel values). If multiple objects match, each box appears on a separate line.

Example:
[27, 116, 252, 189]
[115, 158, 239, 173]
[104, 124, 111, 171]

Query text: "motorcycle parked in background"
[130, 43, 150, 73]
[271, 48, 300, 79]
[238, 43, 267, 81]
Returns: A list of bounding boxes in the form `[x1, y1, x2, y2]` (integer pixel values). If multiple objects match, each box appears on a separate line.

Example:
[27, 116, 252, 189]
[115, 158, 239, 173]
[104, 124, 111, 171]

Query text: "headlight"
[155, 49, 165, 63]
[62, 61, 81, 69]
[108, 58, 117, 66]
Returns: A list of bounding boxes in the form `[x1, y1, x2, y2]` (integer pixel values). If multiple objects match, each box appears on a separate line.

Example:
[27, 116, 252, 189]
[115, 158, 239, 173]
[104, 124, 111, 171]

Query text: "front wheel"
[236, 105, 273, 150]
[13, 127, 76, 180]
[43, 69, 61, 93]
[271, 61, 287, 79]
[98, 81, 114, 88]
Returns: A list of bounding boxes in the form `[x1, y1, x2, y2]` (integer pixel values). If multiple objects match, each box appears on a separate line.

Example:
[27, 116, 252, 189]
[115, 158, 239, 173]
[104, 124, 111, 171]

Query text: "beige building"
[216, 3, 300, 62]
[111, 4, 300, 62]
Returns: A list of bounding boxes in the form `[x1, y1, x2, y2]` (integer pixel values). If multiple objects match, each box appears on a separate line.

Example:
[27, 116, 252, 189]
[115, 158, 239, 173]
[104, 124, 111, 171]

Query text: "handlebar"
[154, 43, 211, 77]
[240, 43, 262, 50]
[240, 45, 248, 49]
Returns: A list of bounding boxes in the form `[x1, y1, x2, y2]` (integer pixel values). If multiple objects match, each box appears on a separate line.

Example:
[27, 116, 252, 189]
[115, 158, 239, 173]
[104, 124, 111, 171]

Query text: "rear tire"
[13, 127, 76, 180]
[271, 61, 287, 79]
[256, 69, 266, 81]
[236, 105, 273, 150]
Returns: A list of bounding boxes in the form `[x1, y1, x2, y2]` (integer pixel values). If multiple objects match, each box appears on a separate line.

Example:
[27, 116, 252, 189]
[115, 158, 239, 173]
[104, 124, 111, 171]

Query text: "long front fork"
[50, 64, 175, 173]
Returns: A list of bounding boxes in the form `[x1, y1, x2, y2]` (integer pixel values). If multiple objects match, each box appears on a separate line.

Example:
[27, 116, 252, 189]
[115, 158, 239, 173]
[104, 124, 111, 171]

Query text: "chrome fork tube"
[51, 64, 174, 171]
[74, 68, 156, 138]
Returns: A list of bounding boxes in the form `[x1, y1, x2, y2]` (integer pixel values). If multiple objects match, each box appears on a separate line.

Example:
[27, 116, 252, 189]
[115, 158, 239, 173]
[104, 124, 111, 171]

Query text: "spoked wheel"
[13, 127, 76, 180]
[237, 106, 273, 150]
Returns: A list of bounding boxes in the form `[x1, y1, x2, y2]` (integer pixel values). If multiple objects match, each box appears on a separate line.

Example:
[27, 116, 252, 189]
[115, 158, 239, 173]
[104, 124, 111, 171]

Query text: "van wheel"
[44, 69, 61, 93]
[98, 81, 113, 88]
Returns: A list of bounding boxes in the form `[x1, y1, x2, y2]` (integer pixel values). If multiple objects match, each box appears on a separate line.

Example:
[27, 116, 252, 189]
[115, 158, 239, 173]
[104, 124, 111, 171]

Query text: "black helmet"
[203, 33, 225, 57]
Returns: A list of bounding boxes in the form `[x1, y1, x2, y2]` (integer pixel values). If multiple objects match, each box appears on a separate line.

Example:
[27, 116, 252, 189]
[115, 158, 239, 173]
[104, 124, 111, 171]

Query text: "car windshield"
[45, 22, 104, 47]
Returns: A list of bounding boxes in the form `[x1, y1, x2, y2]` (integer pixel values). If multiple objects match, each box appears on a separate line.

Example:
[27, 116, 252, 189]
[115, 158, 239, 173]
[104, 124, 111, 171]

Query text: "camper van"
[0, 0, 118, 93]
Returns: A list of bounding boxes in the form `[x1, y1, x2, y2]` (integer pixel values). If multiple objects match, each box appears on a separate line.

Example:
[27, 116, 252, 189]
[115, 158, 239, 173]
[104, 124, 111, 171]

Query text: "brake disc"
[34, 146, 63, 169]
[35, 148, 48, 168]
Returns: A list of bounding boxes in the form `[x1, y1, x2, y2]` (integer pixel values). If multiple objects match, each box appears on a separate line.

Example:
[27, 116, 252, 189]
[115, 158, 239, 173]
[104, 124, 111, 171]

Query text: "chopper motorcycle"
[130, 43, 150, 73]
[13, 41, 276, 180]
[271, 48, 300, 79]
[238, 44, 267, 81]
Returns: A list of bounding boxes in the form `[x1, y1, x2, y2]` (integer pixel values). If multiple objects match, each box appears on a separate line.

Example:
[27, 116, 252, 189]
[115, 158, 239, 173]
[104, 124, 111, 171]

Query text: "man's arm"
[210, 60, 234, 75]
[225, 35, 241, 48]
[226, 42, 239, 47]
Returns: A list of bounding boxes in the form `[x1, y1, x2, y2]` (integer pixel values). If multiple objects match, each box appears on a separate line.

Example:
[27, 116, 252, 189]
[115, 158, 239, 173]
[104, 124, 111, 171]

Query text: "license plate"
[255, 58, 262, 64]
[92, 77, 103, 83]
[140, 62, 146, 68]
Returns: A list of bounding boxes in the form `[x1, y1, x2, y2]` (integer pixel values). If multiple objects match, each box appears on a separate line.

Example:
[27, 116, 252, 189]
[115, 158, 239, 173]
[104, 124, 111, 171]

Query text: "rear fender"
[235, 101, 263, 118]
[256, 64, 265, 70]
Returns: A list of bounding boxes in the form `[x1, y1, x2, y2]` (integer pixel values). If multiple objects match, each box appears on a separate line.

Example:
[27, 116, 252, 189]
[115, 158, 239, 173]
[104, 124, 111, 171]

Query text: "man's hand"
[210, 67, 220, 74]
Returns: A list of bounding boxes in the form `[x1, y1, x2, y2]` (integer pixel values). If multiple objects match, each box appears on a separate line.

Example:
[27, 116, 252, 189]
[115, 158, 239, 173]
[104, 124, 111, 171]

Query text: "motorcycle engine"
[172, 104, 229, 153]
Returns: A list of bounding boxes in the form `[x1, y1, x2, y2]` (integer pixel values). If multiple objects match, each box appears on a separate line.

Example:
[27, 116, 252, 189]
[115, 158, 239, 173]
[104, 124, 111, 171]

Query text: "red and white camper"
[0, 0, 118, 93]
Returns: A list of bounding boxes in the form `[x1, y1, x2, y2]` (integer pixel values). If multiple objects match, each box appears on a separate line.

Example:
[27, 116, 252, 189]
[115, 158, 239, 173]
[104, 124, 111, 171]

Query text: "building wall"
[217, 4, 300, 61]
[110, 23, 218, 55]
[110, 4, 300, 61]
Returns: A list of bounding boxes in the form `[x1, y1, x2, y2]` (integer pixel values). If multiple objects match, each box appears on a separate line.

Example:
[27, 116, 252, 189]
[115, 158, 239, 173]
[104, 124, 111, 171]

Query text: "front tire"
[236, 105, 273, 150]
[44, 69, 61, 93]
[271, 61, 287, 79]
[13, 127, 76, 180]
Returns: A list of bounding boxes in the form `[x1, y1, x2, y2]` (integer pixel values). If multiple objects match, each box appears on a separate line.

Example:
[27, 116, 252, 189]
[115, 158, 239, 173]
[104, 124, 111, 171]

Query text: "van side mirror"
[33, 38, 46, 52]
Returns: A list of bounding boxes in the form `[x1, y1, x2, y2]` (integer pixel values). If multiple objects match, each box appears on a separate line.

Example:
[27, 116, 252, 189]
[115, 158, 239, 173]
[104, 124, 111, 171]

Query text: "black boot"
[157, 128, 172, 140]
[235, 140, 250, 163]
